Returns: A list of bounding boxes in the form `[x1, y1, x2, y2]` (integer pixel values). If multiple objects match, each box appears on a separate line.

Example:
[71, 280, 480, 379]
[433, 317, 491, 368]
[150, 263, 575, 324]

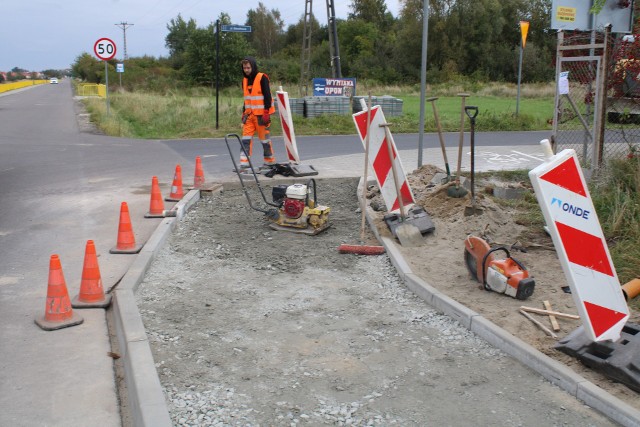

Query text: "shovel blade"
[464, 204, 483, 216]
[396, 223, 423, 247]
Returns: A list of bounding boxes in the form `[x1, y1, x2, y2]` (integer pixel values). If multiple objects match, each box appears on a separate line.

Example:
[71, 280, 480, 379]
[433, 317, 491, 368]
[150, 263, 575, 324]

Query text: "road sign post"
[116, 63, 124, 87]
[516, 21, 529, 117]
[94, 38, 117, 115]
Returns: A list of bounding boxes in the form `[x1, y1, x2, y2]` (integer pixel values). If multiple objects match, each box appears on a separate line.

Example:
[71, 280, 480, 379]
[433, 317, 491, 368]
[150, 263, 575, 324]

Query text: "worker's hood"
[241, 56, 258, 80]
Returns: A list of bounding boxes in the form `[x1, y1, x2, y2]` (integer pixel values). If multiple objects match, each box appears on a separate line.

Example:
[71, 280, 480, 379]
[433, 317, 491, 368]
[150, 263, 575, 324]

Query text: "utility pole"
[326, 0, 342, 78]
[300, 0, 313, 96]
[115, 22, 134, 60]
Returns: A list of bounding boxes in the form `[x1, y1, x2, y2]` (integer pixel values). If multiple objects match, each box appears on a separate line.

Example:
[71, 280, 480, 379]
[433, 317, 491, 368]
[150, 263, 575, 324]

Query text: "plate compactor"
[225, 134, 331, 235]
[464, 235, 535, 300]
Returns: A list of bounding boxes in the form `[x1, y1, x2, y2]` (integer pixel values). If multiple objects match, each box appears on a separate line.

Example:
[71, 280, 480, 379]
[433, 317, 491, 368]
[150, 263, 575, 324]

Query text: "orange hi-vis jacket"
[243, 72, 275, 116]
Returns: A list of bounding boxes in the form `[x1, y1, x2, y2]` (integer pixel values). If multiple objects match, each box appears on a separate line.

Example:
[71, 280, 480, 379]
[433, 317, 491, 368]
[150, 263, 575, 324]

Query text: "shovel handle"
[465, 106, 479, 120]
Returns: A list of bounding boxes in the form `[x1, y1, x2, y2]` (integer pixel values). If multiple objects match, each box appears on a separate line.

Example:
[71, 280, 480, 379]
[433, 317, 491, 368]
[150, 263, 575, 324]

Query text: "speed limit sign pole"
[94, 38, 117, 114]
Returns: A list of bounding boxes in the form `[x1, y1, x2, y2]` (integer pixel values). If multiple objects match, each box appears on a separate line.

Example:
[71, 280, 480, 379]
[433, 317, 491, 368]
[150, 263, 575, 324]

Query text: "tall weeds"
[591, 156, 640, 286]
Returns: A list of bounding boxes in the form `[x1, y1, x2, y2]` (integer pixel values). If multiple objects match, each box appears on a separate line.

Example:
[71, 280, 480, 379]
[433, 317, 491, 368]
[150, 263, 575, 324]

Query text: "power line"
[115, 22, 134, 60]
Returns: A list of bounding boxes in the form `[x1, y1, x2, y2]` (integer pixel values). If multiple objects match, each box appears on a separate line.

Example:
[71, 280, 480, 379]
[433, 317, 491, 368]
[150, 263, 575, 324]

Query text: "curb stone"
[111, 189, 204, 427]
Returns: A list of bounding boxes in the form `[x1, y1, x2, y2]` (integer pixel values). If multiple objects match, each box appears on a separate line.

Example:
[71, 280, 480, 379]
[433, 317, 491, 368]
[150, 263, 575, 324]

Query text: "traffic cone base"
[109, 244, 143, 254]
[35, 311, 84, 331]
[72, 293, 112, 309]
[144, 211, 165, 218]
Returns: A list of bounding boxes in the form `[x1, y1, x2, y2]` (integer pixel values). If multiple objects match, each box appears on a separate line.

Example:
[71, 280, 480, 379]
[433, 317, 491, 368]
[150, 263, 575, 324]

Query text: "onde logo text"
[551, 197, 590, 220]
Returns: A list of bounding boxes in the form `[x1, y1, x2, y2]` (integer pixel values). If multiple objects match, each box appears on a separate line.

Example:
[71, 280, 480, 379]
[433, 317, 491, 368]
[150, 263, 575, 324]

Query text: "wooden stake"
[520, 306, 580, 320]
[360, 94, 373, 242]
[543, 300, 561, 331]
[519, 309, 558, 339]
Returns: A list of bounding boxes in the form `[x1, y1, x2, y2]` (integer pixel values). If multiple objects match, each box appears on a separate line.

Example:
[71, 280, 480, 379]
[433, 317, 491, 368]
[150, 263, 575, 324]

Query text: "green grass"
[82, 82, 555, 139]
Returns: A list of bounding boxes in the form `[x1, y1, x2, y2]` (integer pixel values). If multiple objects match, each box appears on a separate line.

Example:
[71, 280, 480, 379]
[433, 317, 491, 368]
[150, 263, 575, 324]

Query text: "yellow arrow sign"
[520, 21, 530, 48]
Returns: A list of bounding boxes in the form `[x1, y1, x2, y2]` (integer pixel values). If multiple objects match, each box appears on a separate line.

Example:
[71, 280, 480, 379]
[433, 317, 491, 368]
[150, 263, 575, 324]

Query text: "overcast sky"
[1, 1, 401, 72]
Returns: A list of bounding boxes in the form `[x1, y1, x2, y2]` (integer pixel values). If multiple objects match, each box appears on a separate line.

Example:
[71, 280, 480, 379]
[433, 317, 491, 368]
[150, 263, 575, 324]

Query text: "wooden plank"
[543, 300, 561, 332]
[519, 309, 558, 339]
[519, 306, 580, 320]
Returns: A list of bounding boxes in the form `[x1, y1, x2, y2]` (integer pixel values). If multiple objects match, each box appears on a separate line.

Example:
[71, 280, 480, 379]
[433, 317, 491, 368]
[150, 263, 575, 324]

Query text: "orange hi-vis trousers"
[240, 113, 275, 167]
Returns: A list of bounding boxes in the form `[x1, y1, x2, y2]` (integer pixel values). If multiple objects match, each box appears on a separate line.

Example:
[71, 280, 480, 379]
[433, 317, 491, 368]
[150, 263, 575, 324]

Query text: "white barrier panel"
[275, 90, 301, 164]
[353, 105, 416, 213]
[529, 147, 629, 342]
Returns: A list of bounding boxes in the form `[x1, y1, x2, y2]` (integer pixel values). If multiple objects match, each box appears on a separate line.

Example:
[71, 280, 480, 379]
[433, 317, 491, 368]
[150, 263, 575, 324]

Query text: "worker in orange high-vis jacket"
[239, 56, 276, 170]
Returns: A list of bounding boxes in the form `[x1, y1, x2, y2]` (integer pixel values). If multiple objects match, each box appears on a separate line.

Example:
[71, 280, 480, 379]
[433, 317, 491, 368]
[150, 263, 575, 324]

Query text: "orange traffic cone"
[72, 240, 112, 308]
[145, 176, 165, 218]
[35, 255, 84, 331]
[193, 156, 205, 189]
[165, 164, 184, 202]
[110, 202, 143, 254]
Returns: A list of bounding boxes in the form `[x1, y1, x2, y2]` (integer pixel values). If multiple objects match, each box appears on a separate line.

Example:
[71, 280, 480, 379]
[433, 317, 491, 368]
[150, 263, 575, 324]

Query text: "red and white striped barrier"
[353, 105, 415, 213]
[529, 141, 629, 342]
[276, 89, 301, 164]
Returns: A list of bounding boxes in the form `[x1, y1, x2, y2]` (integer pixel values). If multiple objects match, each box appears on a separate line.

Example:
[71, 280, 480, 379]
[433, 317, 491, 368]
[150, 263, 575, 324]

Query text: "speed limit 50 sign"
[94, 38, 117, 61]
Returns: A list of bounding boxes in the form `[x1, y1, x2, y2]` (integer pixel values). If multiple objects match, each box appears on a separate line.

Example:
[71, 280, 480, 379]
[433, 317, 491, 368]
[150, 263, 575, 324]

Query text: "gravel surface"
[136, 178, 615, 426]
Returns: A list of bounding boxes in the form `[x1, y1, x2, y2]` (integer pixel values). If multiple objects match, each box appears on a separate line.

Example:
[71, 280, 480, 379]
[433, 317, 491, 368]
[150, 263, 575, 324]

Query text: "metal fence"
[554, 29, 640, 170]
[0, 80, 48, 93]
[77, 83, 106, 98]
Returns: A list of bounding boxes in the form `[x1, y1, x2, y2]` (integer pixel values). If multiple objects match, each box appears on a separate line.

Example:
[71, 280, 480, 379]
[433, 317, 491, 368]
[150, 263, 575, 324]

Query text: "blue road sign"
[221, 25, 252, 33]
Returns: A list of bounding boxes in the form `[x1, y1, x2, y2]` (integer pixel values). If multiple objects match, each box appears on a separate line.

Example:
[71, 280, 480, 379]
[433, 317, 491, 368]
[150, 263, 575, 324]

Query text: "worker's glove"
[241, 113, 248, 124]
[260, 113, 271, 126]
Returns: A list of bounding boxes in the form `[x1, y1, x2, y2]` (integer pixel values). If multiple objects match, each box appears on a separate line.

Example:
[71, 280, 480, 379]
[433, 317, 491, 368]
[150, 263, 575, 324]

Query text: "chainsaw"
[224, 134, 331, 235]
[463, 236, 535, 300]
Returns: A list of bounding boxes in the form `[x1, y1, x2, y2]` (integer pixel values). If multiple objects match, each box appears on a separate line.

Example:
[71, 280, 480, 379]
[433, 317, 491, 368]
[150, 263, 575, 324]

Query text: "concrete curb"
[357, 177, 640, 427]
[111, 189, 204, 427]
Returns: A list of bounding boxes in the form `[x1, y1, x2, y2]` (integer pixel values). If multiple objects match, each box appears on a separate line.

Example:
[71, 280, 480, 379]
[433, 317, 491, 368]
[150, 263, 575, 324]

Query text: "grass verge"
[81, 82, 554, 139]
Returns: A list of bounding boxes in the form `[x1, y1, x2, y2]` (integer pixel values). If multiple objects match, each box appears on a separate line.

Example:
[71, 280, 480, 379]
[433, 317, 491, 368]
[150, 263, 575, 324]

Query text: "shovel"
[463, 106, 483, 216]
[426, 97, 451, 182]
[447, 93, 469, 198]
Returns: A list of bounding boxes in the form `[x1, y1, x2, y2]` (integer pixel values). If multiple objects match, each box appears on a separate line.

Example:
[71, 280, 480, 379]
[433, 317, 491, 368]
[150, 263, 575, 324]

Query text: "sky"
[1, 0, 401, 72]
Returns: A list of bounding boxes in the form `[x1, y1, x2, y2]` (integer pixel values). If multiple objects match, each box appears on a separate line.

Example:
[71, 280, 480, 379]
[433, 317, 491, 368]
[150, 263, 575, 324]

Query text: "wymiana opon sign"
[529, 144, 629, 342]
[313, 78, 356, 97]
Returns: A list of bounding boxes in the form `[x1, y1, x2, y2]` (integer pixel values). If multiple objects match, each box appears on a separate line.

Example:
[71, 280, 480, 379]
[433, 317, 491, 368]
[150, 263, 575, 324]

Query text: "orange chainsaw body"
[464, 236, 535, 300]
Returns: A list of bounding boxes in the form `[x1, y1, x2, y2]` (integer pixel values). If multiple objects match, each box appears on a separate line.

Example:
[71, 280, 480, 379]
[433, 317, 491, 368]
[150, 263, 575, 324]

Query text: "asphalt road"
[0, 80, 552, 426]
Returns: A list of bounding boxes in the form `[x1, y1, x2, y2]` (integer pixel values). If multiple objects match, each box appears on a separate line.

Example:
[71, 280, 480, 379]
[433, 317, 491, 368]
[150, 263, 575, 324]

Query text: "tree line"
[70, 0, 629, 91]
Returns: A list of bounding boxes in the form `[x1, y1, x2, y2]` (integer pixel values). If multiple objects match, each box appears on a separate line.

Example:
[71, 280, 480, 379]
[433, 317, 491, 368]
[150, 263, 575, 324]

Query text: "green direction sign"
[221, 24, 252, 33]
